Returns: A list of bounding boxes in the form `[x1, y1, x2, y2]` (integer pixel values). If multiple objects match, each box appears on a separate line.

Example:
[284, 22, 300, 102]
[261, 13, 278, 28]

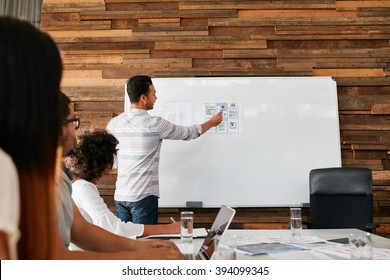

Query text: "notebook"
[183, 205, 236, 260]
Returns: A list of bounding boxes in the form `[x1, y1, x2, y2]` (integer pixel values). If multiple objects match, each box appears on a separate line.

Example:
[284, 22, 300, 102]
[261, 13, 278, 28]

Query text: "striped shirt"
[107, 108, 202, 202]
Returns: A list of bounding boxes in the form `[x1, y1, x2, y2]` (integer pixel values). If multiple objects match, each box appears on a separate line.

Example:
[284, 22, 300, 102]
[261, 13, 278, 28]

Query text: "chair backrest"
[309, 167, 373, 231]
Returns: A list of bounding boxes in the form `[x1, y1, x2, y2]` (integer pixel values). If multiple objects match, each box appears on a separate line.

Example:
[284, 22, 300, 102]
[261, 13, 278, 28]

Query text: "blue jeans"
[115, 195, 158, 224]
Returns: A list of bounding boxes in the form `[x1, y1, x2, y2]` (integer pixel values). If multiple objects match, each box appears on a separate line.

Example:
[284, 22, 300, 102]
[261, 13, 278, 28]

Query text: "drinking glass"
[213, 235, 236, 260]
[349, 232, 372, 260]
[290, 207, 302, 239]
[180, 211, 194, 243]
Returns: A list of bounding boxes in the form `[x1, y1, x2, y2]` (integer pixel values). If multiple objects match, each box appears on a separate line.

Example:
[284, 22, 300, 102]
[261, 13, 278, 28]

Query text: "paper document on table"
[269, 249, 334, 260]
[270, 236, 326, 244]
[236, 243, 306, 256]
[313, 245, 390, 260]
[141, 228, 208, 239]
[372, 248, 390, 259]
[234, 235, 326, 246]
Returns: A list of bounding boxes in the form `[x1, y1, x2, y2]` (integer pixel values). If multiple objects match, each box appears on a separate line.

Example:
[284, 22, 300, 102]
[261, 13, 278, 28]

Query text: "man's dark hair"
[67, 129, 119, 182]
[58, 91, 71, 146]
[126, 75, 153, 103]
[59, 91, 71, 121]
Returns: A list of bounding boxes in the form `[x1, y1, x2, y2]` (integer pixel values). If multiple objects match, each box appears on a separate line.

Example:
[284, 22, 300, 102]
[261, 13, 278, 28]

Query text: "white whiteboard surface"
[124, 77, 341, 207]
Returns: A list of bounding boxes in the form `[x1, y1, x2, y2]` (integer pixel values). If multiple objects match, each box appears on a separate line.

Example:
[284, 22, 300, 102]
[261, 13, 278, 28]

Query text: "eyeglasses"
[62, 116, 80, 130]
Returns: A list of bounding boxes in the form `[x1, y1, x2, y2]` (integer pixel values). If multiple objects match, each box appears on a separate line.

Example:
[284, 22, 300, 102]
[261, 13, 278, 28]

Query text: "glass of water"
[180, 211, 194, 243]
[290, 207, 302, 239]
[213, 234, 237, 260]
[349, 232, 372, 260]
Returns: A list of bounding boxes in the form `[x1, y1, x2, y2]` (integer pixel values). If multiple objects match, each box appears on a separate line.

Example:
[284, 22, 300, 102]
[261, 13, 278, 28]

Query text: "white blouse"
[0, 148, 20, 259]
[71, 179, 144, 239]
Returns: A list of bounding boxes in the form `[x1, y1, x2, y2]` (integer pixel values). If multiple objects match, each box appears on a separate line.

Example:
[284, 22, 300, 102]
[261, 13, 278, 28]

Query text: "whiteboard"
[124, 77, 341, 207]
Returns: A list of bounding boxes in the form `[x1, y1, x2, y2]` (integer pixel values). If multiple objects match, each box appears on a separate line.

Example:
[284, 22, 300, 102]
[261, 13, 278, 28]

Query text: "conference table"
[178, 228, 390, 260]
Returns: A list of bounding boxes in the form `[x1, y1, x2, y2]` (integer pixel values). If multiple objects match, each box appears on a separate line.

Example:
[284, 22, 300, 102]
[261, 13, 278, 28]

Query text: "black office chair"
[308, 167, 376, 233]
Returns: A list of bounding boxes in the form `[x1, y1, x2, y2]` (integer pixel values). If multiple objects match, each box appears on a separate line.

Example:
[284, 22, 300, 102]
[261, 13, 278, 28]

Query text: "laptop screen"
[196, 205, 236, 260]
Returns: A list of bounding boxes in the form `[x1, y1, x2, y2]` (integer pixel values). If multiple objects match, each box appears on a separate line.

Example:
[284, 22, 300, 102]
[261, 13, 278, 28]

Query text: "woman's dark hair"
[67, 129, 119, 182]
[0, 16, 62, 259]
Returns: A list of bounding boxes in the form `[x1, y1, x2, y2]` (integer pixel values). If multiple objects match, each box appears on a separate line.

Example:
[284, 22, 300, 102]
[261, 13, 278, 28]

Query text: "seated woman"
[65, 129, 179, 241]
[0, 148, 19, 260]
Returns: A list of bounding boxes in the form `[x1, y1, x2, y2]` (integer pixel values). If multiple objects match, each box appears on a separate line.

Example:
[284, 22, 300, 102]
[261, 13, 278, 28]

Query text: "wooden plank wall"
[41, 0, 390, 235]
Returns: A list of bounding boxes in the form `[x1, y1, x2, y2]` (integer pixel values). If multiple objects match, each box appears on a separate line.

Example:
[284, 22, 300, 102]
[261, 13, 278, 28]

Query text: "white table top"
[177, 228, 390, 260]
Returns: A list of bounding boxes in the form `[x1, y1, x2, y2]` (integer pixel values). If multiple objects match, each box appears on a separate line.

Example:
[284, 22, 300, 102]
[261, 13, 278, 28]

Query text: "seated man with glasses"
[62, 116, 80, 130]
[56, 91, 184, 260]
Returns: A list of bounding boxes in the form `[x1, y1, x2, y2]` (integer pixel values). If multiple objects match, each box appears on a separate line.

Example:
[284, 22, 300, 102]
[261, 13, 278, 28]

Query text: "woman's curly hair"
[67, 129, 119, 181]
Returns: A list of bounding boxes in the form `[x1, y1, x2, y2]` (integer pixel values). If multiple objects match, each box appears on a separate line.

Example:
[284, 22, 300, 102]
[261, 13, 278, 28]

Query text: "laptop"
[184, 205, 236, 260]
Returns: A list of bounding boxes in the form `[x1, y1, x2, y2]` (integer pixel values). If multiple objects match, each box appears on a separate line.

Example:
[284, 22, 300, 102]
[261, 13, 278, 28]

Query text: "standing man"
[107, 75, 223, 224]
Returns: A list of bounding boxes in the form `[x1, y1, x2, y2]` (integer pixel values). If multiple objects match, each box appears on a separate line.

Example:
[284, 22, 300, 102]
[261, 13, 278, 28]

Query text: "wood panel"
[41, 0, 390, 235]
